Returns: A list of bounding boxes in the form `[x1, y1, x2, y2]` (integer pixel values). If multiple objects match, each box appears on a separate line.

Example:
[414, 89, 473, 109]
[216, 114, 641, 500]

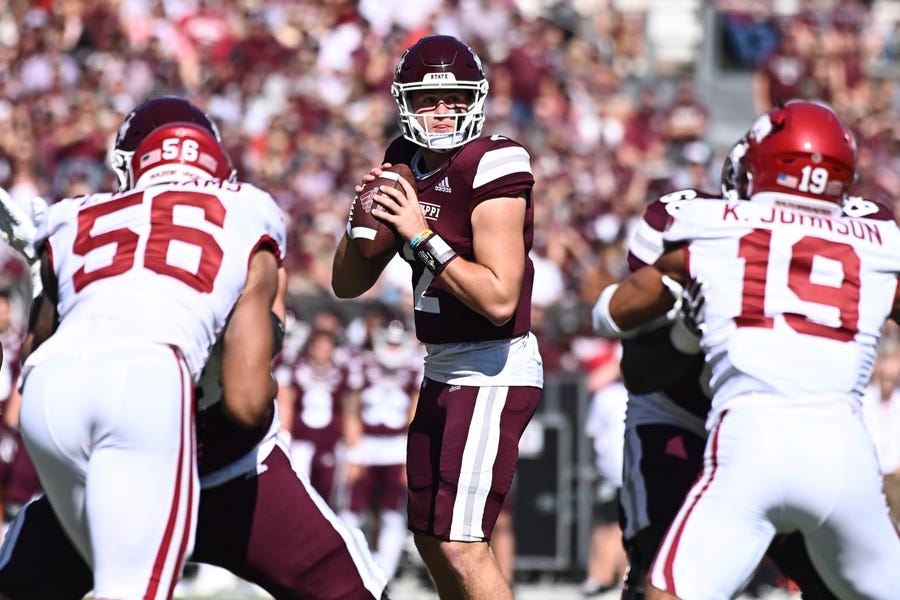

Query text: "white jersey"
[27, 178, 286, 379]
[664, 192, 900, 419]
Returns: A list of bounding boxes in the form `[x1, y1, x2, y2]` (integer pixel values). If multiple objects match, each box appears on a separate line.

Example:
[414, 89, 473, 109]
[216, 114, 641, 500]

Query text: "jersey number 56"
[72, 190, 224, 293]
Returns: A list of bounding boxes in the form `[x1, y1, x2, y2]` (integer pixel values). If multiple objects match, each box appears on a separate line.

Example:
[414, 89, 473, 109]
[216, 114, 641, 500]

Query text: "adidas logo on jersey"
[434, 177, 452, 193]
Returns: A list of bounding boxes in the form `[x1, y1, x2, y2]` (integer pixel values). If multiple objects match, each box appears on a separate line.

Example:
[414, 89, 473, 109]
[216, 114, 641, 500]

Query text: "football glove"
[0, 188, 46, 265]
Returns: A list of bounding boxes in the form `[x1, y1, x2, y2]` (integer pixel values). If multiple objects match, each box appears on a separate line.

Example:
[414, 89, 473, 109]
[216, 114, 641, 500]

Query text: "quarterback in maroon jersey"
[332, 35, 543, 600]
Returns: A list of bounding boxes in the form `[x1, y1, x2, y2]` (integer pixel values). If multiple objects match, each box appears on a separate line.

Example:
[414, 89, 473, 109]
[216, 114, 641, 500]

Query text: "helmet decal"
[111, 96, 233, 191]
[129, 122, 233, 190]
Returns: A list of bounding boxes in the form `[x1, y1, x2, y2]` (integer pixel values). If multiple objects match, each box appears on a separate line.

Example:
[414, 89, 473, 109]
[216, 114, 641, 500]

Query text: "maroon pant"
[0, 445, 384, 600]
[406, 379, 540, 542]
[349, 463, 406, 514]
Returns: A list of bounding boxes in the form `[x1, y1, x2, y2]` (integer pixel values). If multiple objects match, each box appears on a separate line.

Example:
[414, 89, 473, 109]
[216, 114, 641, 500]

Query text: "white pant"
[650, 398, 900, 600]
[20, 343, 198, 600]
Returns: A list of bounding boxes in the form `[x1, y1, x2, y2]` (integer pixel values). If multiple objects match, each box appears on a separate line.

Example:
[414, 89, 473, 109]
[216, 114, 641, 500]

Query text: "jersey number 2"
[72, 190, 225, 293]
[734, 230, 860, 342]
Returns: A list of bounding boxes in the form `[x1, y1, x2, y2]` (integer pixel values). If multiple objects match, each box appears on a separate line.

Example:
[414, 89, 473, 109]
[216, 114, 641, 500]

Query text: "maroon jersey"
[357, 351, 420, 437]
[384, 135, 536, 344]
[287, 360, 354, 449]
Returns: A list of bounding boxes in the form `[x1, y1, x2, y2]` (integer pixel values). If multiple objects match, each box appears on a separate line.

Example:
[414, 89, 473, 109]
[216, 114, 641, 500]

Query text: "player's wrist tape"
[592, 282, 673, 339]
[409, 229, 433, 249]
[592, 283, 624, 337]
[412, 232, 458, 276]
[660, 275, 684, 318]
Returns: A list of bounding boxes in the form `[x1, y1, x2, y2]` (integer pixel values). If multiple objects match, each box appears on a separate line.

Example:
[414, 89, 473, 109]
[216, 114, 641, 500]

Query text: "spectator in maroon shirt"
[753, 30, 812, 112]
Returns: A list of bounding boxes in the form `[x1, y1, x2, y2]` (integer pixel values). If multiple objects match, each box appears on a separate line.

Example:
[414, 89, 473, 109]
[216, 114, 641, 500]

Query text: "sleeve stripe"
[628, 219, 665, 266]
[473, 146, 532, 189]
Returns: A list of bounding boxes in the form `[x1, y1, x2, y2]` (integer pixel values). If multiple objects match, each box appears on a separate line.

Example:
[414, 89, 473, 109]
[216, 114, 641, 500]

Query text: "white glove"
[669, 277, 704, 354]
[0, 188, 46, 265]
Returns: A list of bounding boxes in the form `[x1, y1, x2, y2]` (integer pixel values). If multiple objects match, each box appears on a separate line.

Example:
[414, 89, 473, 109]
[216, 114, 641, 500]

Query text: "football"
[348, 163, 416, 259]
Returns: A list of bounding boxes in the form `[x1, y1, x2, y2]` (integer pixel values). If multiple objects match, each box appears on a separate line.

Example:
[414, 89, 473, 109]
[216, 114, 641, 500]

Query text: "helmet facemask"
[720, 139, 749, 200]
[392, 78, 489, 151]
[372, 320, 413, 369]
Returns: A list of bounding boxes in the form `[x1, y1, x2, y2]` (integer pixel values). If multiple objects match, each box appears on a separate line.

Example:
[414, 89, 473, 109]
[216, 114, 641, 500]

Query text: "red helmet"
[723, 100, 856, 203]
[112, 96, 233, 191]
[129, 122, 233, 190]
[391, 35, 489, 151]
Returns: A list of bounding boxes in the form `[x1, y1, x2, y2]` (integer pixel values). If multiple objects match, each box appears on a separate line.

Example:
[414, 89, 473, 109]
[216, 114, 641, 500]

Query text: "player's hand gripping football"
[356, 163, 428, 245]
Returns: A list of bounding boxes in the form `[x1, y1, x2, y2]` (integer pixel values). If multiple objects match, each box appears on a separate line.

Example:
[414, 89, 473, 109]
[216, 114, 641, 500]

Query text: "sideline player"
[332, 35, 543, 600]
[280, 327, 354, 506]
[341, 319, 422, 582]
[0, 97, 388, 600]
[593, 100, 900, 600]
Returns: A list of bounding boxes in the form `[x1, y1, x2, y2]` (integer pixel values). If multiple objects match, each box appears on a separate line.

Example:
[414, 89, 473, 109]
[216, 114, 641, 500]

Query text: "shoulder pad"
[645, 189, 722, 230]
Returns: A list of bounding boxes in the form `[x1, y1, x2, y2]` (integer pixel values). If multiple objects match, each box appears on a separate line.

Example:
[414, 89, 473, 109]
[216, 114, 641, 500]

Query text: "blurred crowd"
[0, 1, 898, 593]
[0, 0, 898, 375]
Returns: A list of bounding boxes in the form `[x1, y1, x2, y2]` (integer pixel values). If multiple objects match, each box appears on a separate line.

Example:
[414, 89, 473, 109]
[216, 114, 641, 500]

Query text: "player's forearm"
[593, 268, 676, 337]
[222, 252, 279, 428]
[222, 322, 277, 428]
[438, 257, 523, 326]
[610, 272, 675, 330]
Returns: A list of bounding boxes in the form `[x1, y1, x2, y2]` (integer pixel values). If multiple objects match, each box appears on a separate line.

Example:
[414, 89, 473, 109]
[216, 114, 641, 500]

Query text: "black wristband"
[270, 312, 285, 357]
[413, 232, 458, 276]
